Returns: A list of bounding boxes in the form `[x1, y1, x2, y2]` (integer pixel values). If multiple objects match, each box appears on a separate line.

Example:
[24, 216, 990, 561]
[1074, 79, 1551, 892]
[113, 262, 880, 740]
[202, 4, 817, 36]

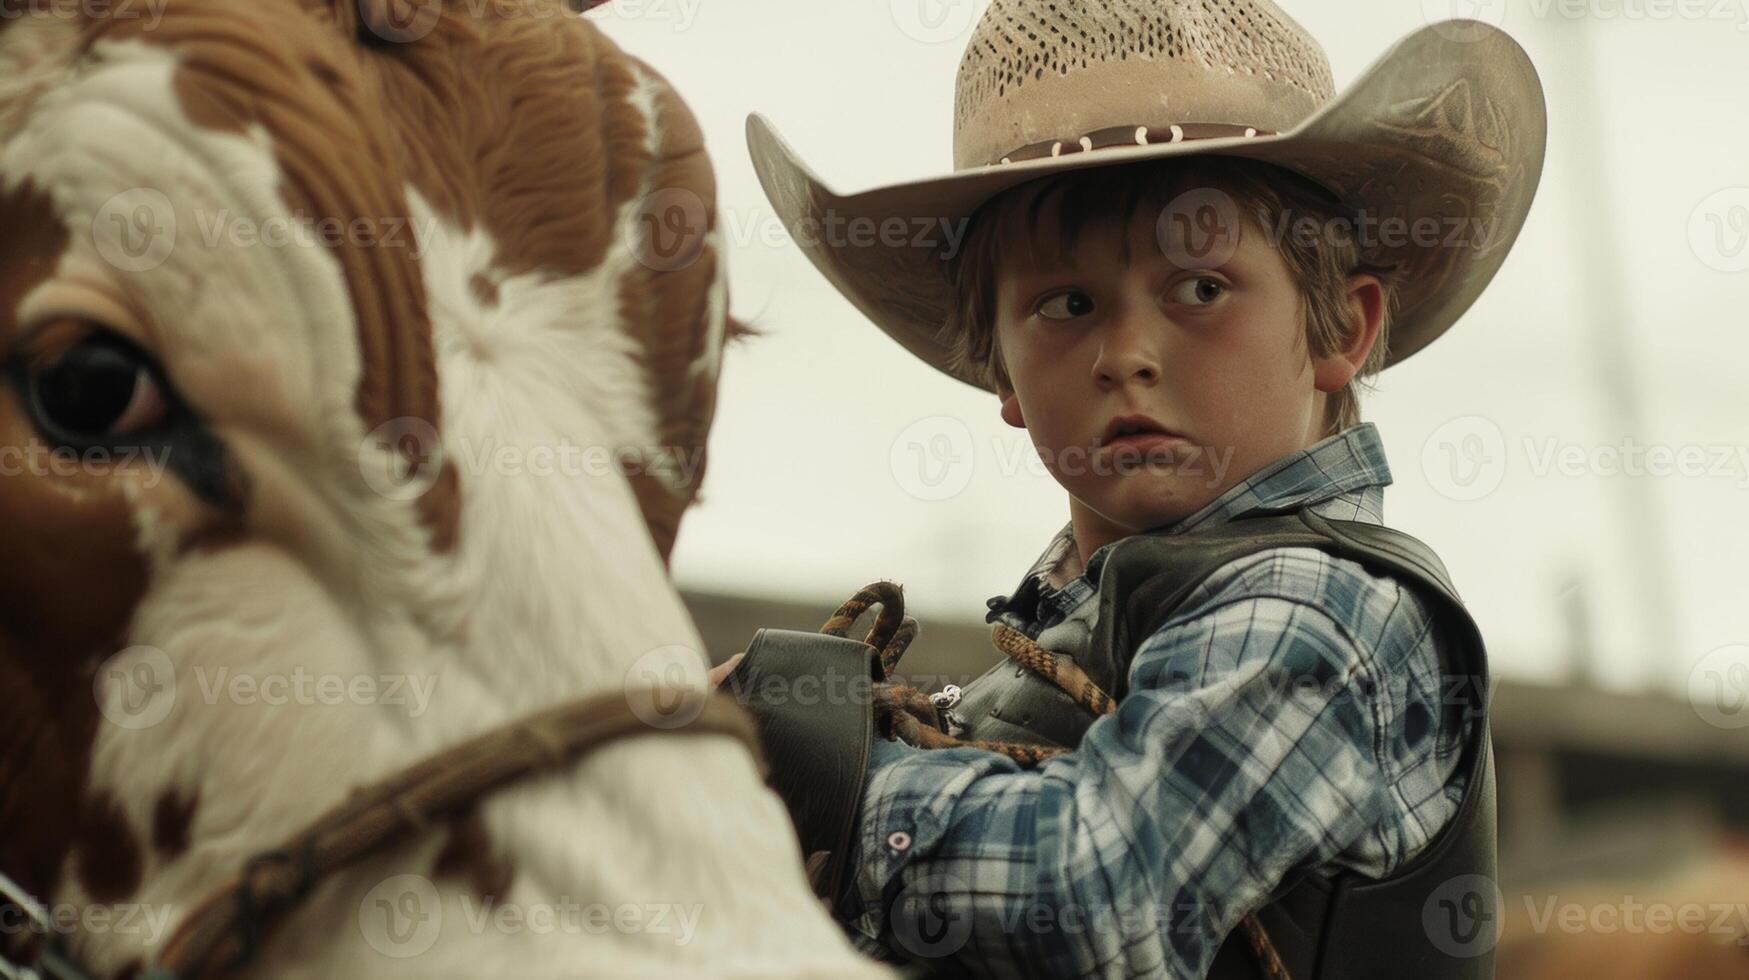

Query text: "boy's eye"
[1168, 276, 1227, 306]
[1037, 290, 1094, 320]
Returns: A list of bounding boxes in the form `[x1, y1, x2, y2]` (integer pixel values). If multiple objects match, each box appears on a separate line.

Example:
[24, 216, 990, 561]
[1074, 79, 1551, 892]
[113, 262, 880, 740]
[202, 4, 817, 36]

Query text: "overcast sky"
[590, 1, 1749, 699]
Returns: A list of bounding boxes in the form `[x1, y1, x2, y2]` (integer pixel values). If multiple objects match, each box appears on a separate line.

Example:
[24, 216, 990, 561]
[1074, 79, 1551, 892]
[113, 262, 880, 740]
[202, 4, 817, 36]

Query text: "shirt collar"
[1155, 420, 1392, 535]
[986, 423, 1394, 625]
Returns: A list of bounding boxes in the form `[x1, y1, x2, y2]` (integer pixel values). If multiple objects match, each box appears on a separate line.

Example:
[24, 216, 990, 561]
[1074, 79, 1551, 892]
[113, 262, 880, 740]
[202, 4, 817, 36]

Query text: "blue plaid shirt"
[840, 423, 1475, 978]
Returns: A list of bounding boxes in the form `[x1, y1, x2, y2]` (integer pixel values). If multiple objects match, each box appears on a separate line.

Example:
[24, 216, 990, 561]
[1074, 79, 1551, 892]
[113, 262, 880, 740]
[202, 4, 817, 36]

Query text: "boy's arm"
[837, 563, 1453, 978]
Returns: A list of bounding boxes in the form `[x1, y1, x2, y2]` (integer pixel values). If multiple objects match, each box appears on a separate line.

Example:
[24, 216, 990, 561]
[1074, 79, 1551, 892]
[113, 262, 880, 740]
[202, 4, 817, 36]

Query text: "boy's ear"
[1313, 273, 1386, 393]
[997, 383, 1025, 428]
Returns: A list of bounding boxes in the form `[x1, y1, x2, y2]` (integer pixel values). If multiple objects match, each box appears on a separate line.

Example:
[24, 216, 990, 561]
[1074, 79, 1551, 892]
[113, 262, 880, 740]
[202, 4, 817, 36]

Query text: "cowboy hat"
[745, 0, 1548, 391]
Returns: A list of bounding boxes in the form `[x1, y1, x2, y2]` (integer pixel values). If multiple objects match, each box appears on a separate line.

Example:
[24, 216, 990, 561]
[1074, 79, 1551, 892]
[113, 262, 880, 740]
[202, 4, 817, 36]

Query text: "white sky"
[590, 1, 1749, 698]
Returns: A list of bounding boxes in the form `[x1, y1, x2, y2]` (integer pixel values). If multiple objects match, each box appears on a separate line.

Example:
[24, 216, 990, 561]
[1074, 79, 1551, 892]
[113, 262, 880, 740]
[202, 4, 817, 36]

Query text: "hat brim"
[745, 20, 1548, 391]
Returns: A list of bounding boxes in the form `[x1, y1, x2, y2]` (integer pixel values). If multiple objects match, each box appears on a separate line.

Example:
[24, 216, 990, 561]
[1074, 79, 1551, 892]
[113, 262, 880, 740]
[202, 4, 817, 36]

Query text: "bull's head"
[0, 2, 874, 976]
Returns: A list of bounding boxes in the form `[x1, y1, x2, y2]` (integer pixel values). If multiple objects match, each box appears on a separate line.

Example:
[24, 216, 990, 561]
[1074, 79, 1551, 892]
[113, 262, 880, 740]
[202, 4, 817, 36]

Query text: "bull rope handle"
[821, 580, 1291, 980]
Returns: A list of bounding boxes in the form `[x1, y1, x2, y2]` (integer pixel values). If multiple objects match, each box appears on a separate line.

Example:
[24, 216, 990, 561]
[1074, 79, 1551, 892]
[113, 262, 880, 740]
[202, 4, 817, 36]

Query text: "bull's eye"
[6, 319, 237, 510]
[26, 330, 170, 443]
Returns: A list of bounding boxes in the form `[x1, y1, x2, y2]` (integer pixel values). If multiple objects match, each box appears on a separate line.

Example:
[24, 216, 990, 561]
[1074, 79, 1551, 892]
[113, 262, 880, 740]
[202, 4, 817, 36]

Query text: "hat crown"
[953, 0, 1337, 169]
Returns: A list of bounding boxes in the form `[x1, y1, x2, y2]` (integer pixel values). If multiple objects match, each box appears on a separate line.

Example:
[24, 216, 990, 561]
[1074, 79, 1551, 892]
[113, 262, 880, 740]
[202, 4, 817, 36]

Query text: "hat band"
[993, 122, 1277, 166]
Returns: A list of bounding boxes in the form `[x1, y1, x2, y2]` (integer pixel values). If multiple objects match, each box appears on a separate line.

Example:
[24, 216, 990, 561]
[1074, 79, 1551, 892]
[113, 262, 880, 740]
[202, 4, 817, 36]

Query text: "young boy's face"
[992, 187, 1378, 551]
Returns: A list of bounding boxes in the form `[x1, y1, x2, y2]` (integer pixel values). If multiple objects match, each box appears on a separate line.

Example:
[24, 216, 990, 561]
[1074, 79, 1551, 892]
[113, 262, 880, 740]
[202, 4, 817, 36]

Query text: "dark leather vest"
[954, 508, 1498, 979]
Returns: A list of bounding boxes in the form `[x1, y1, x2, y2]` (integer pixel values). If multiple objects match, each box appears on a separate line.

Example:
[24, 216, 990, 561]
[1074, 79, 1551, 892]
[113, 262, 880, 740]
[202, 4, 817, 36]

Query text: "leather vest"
[953, 508, 1498, 979]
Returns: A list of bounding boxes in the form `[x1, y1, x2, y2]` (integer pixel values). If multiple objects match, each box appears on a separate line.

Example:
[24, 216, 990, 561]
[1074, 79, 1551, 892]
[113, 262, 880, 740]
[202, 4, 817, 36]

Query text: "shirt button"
[887, 830, 912, 852]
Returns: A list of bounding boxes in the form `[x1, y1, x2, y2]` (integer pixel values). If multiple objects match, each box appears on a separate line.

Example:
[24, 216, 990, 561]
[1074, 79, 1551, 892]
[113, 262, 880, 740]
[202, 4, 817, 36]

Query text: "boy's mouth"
[1097, 413, 1189, 450]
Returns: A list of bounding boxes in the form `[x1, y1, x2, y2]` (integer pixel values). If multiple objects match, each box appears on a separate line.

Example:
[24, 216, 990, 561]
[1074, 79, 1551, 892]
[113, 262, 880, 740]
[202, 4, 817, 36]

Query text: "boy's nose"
[1092, 318, 1162, 389]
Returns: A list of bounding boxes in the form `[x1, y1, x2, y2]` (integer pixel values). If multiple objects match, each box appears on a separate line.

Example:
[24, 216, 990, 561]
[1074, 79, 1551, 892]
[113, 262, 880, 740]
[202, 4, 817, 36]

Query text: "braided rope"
[1240, 913, 1293, 980]
[990, 622, 1116, 717]
[147, 693, 760, 979]
[823, 581, 916, 675]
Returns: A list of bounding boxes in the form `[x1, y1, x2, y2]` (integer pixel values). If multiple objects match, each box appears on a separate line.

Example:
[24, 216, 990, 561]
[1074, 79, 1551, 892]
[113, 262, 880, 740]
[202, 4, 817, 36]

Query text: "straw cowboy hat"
[745, 0, 1548, 391]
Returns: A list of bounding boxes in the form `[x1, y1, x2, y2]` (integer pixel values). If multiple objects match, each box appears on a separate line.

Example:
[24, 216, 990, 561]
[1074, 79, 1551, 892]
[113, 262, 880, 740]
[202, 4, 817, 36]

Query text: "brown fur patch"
[0, 180, 151, 907]
[468, 273, 500, 308]
[315, 0, 725, 561]
[82, 1, 462, 552]
[75, 792, 143, 903]
[96, 1, 731, 561]
[151, 788, 198, 859]
[610, 66, 721, 563]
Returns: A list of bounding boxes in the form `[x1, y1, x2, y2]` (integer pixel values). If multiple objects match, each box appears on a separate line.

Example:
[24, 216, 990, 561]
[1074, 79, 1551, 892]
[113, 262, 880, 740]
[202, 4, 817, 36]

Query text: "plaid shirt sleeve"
[837, 547, 1463, 979]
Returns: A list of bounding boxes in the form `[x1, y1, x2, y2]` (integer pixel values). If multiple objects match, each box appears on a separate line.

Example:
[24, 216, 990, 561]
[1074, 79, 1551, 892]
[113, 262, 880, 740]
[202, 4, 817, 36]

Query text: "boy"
[729, 2, 1546, 977]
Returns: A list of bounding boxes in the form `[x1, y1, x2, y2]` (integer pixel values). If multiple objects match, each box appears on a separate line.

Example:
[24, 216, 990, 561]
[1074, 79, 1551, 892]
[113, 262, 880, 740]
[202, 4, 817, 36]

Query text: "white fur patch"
[3, 28, 883, 980]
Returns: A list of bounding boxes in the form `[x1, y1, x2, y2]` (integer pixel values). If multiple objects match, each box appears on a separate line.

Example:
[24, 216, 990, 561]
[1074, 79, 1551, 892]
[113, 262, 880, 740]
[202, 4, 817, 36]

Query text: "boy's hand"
[706, 652, 745, 688]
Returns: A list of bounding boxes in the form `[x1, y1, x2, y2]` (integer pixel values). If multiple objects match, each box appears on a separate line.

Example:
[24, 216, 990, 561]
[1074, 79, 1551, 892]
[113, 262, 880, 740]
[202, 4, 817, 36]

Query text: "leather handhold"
[722, 628, 883, 914]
